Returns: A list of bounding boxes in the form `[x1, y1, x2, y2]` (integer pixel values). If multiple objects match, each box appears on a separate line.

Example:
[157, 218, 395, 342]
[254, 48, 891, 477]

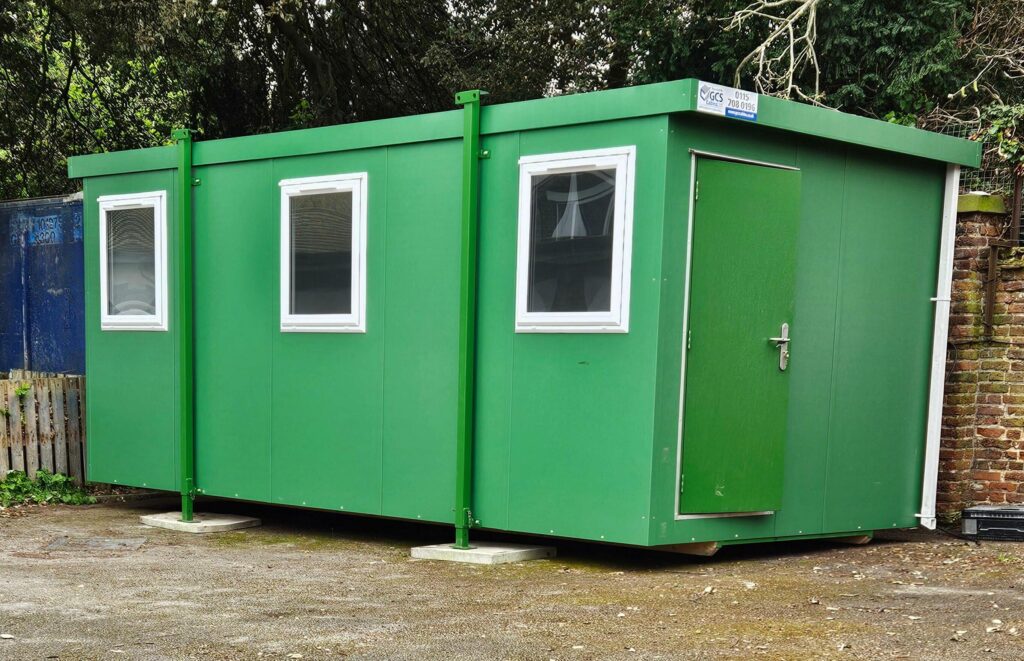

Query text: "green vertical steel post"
[172, 128, 196, 523]
[453, 90, 487, 549]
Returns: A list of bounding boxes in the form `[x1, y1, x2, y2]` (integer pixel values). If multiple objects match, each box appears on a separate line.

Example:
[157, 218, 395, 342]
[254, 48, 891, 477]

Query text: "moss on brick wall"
[939, 200, 1024, 522]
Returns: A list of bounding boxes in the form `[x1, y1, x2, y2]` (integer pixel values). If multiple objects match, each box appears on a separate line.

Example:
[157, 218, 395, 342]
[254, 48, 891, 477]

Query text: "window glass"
[106, 206, 156, 316]
[289, 191, 353, 315]
[527, 169, 615, 313]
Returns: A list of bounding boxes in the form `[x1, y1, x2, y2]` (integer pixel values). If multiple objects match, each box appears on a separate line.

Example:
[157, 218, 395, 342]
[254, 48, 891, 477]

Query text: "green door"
[679, 157, 800, 514]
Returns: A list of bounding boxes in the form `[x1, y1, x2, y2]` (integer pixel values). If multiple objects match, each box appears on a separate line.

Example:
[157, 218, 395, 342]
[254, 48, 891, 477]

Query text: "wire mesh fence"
[933, 120, 1016, 195]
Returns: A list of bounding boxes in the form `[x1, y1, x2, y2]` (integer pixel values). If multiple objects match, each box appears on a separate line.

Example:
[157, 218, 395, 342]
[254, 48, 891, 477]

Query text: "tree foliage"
[1, 0, 1021, 199]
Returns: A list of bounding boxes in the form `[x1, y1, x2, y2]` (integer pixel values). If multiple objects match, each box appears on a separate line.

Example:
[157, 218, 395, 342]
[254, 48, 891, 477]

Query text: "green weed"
[0, 470, 96, 507]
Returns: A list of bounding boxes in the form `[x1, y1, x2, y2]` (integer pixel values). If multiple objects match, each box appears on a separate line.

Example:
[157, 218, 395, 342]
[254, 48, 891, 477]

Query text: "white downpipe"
[918, 164, 961, 530]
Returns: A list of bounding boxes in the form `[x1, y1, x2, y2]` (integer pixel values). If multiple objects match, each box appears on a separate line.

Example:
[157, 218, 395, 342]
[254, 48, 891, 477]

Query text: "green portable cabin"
[68, 80, 980, 554]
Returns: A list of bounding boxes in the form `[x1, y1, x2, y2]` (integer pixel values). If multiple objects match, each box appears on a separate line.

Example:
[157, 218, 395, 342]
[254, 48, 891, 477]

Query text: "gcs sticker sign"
[695, 81, 759, 122]
[698, 84, 726, 111]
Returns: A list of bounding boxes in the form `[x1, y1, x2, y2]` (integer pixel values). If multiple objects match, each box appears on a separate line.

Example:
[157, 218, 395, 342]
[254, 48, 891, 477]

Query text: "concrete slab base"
[410, 542, 556, 565]
[140, 512, 261, 534]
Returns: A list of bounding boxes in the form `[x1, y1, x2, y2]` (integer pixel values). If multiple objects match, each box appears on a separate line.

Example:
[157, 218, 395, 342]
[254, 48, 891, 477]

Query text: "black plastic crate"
[962, 506, 1024, 541]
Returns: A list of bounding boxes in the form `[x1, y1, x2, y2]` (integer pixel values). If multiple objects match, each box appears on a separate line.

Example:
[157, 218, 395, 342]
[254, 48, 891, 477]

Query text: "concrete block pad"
[140, 512, 261, 534]
[410, 542, 556, 565]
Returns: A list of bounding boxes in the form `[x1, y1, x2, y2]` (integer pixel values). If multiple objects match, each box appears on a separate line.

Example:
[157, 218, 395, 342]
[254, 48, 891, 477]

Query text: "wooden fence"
[0, 371, 86, 485]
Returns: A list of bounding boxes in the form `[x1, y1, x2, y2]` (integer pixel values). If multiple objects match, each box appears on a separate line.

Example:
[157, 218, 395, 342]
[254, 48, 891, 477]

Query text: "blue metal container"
[0, 194, 85, 374]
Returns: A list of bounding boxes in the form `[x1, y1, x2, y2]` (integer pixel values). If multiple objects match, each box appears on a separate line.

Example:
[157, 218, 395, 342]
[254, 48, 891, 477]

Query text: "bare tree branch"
[726, 0, 823, 104]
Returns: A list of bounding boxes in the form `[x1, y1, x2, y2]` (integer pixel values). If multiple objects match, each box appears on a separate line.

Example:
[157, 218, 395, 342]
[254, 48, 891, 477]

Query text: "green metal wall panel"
[380, 140, 462, 523]
[193, 160, 275, 502]
[773, 142, 845, 537]
[473, 118, 667, 546]
[83, 170, 180, 491]
[267, 150, 387, 514]
[822, 149, 941, 532]
[649, 116, 943, 546]
[188, 142, 463, 523]
[647, 120, 694, 543]
[471, 131, 520, 532]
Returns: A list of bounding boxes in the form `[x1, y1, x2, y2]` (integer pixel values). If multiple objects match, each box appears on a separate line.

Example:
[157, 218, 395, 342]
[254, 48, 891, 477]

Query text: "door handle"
[769, 322, 790, 371]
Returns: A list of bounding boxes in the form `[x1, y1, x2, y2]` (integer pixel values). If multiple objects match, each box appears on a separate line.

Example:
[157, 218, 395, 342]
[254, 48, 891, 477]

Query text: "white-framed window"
[279, 172, 368, 333]
[515, 146, 636, 333]
[98, 191, 168, 331]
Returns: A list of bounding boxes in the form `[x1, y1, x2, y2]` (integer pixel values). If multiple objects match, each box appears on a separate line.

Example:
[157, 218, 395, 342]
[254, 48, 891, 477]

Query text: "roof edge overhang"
[67, 79, 981, 179]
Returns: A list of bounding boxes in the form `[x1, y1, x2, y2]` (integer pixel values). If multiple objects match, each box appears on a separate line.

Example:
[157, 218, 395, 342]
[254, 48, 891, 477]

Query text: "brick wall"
[938, 205, 1024, 520]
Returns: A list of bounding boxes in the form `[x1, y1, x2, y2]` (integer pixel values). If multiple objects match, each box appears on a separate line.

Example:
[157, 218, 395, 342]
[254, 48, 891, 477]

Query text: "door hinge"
[687, 329, 692, 350]
[679, 474, 684, 493]
[695, 179, 699, 201]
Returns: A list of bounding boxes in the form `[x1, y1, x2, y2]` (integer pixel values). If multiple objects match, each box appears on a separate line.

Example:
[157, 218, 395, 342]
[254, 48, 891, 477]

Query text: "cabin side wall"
[189, 141, 463, 522]
[84, 169, 181, 490]
[649, 115, 946, 546]
[82, 117, 669, 546]
[472, 116, 668, 546]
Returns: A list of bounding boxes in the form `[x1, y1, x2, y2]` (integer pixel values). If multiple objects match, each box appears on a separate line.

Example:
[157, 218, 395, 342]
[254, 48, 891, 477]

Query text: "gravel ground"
[1, 498, 1022, 660]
